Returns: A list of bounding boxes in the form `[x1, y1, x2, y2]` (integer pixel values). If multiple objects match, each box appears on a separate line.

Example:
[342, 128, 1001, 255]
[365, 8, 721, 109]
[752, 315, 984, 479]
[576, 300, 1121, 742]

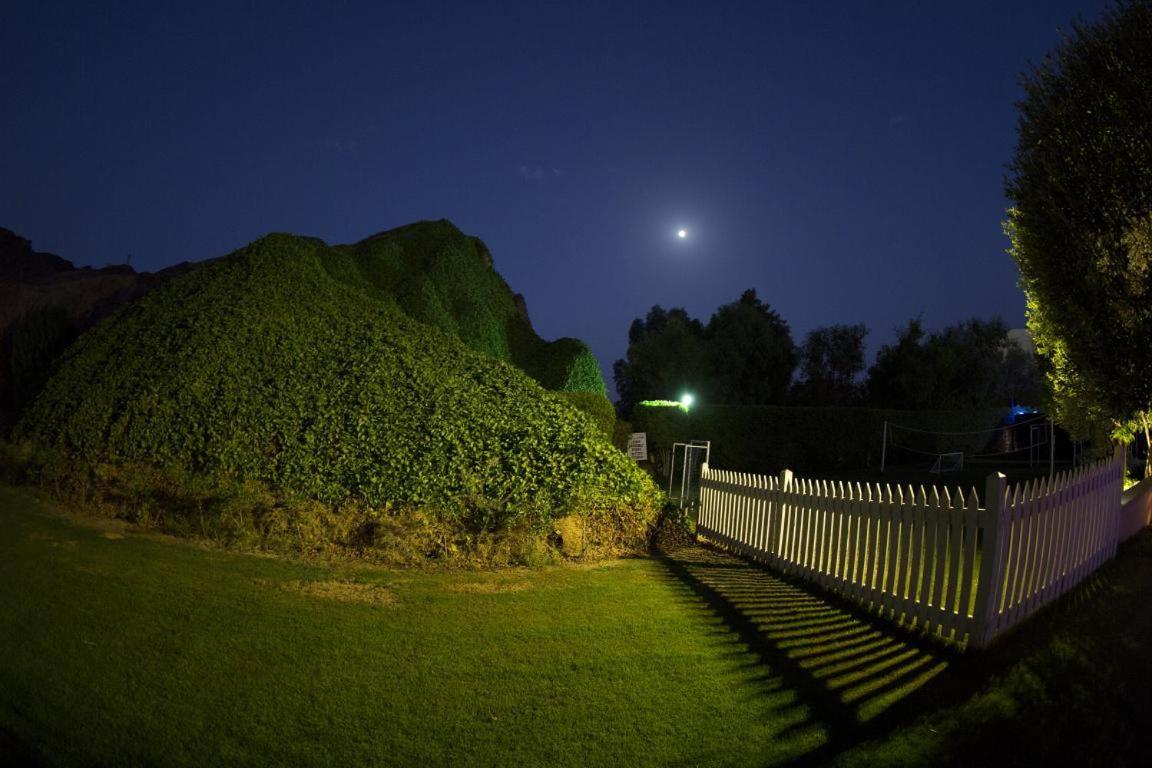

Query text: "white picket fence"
[696, 456, 1126, 648]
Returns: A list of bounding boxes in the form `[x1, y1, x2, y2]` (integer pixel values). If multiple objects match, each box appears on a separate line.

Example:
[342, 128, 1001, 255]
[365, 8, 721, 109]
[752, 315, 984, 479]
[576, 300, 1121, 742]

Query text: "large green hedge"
[556, 392, 616, 441]
[15, 233, 656, 534]
[632, 403, 1006, 475]
[338, 220, 606, 396]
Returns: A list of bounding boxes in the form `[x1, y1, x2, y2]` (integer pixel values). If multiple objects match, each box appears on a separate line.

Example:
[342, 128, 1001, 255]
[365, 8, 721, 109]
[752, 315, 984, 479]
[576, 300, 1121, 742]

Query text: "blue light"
[1009, 404, 1038, 421]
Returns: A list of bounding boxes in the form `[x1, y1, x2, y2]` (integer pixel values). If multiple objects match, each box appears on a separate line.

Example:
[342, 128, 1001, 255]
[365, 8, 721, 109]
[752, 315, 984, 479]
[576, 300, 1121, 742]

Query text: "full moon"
[677, 229, 687, 239]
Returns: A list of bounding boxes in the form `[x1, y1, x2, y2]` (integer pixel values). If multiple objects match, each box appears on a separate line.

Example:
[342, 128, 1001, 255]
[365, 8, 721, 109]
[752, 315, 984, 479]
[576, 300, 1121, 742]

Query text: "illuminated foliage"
[15, 233, 658, 528]
[337, 219, 606, 396]
[1006, 1, 1152, 462]
[556, 391, 616, 440]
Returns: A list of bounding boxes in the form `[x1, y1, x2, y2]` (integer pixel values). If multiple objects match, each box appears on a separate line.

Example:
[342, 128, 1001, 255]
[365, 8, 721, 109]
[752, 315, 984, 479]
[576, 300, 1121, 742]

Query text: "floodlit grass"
[2, 485, 1151, 767]
[832, 530, 1152, 768]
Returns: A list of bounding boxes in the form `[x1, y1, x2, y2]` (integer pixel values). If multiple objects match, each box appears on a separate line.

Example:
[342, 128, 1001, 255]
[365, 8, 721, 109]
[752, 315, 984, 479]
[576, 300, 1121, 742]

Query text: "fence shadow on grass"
[656, 541, 973, 767]
[0, 724, 47, 768]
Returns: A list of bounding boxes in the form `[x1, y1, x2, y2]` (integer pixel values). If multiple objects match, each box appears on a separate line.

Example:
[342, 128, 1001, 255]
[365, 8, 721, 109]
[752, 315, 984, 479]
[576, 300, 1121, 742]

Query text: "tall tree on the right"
[1005, 0, 1152, 472]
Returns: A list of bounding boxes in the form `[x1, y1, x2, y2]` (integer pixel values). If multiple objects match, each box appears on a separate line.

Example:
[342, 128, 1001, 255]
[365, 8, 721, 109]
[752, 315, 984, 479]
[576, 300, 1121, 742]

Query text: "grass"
[2, 484, 1151, 767]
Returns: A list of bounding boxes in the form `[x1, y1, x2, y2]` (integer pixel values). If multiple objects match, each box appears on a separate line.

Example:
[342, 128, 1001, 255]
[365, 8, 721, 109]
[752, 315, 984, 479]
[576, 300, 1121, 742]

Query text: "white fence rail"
[697, 456, 1126, 648]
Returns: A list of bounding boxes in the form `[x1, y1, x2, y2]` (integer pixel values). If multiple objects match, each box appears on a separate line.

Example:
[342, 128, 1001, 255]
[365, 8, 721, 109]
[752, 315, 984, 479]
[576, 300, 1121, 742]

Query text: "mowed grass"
[2, 485, 1152, 767]
[0, 486, 826, 767]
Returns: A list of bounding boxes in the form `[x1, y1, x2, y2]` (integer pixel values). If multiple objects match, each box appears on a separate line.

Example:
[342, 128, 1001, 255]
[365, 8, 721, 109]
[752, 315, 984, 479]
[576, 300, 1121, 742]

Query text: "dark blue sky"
[1, 0, 1110, 395]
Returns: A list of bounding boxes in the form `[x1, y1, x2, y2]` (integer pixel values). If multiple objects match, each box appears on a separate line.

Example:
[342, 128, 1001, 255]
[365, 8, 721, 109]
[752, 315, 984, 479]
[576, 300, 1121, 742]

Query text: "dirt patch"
[449, 581, 530, 594]
[567, 558, 632, 571]
[101, 532, 125, 540]
[283, 580, 396, 606]
[93, 519, 132, 533]
[24, 532, 80, 550]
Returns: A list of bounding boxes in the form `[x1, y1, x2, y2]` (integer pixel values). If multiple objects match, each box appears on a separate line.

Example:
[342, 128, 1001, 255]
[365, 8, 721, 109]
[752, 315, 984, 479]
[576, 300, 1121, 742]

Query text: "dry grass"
[447, 580, 531, 594]
[281, 579, 396, 606]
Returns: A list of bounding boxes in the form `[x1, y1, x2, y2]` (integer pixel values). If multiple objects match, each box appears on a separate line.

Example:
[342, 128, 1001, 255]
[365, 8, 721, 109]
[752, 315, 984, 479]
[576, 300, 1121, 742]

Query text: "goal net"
[881, 413, 1050, 472]
[929, 451, 964, 474]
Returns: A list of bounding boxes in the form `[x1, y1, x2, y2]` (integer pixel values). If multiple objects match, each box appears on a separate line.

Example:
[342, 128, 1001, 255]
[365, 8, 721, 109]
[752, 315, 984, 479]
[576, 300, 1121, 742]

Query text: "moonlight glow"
[677, 229, 687, 239]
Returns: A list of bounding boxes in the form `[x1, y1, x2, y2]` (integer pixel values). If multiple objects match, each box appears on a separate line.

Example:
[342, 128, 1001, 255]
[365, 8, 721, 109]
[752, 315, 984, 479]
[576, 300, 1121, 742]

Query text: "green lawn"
[2, 485, 1151, 767]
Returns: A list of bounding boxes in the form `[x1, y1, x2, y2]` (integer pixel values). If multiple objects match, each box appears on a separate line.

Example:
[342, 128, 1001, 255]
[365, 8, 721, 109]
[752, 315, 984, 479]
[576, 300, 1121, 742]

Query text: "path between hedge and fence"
[696, 449, 1152, 649]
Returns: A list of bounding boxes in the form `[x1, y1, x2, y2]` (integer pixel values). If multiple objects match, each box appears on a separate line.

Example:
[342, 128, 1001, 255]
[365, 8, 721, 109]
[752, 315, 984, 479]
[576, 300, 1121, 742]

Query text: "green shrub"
[612, 418, 634, 452]
[556, 392, 616, 441]
[3, 443, 592, 565]
[527, 337, 607, 396]
[2, 305, 75, 425]
[339, 220, 606, 395]
[15, 233, 660, 557]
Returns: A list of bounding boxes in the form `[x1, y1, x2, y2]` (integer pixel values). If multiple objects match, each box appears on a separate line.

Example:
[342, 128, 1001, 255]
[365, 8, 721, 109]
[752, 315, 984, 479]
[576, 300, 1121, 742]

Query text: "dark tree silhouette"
[866, 317, 1038, 410]
[614, 289, 796, 414]
[613, 307, 707, 414]
[792, 324, 868, 406]
[704, 290, 797, 406]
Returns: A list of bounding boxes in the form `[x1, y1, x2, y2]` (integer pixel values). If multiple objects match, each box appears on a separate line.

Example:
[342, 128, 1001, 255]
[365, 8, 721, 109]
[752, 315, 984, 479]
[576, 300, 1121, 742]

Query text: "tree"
[792, 324, 868, 406]
[613, 306, 708, 414]
[866, 317, 1034, 410]
[1005, 0, 1152, 471]
[2, 306, 74, 427]
[613, 289, 796, 414]
[703, 289, 797, 405]
[867, 319, 939, 410]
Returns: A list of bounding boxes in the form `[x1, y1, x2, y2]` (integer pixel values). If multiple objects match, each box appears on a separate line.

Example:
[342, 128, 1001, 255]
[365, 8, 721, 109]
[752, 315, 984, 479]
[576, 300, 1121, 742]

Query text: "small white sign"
[627, 432, 648, 462]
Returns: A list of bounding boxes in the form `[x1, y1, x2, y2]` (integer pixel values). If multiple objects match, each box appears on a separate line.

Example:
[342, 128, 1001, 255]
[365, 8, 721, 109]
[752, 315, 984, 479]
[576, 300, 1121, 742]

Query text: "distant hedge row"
[632, 404, 1006, 475]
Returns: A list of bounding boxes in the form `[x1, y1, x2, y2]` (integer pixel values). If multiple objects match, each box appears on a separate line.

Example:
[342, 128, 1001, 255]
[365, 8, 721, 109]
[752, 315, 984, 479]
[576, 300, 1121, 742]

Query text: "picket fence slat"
[909, 487, 928, 629]
[959, 488, 979, 622]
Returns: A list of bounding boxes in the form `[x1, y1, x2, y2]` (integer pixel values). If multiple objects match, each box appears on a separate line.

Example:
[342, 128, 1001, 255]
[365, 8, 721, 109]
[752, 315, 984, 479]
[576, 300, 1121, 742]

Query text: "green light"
[637, 396, 695, 412]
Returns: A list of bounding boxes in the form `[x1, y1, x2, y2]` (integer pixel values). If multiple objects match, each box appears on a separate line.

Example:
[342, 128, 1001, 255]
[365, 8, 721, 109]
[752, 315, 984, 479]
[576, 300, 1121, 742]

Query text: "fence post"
[772, 468, 792, 566]
[695, 462, 710, 541]
[970, 472, 1007, 649]
[1111, 443, 1128, 553]
[880, 422, 888, 473]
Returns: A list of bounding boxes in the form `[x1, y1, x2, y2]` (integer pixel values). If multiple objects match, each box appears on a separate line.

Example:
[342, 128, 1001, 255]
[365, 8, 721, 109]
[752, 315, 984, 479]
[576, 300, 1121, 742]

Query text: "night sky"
[1, 0, 1110, 396]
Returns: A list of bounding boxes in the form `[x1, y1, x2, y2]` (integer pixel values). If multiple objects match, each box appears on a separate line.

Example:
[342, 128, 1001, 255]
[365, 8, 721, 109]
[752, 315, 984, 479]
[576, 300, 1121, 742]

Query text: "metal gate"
[668, 440, 711, 509]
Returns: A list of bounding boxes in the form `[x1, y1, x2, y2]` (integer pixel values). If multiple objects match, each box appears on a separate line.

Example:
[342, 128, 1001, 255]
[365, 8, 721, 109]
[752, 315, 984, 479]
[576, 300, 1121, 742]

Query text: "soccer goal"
[880, 413, 1052, 474]
[929, 451, 964, 474]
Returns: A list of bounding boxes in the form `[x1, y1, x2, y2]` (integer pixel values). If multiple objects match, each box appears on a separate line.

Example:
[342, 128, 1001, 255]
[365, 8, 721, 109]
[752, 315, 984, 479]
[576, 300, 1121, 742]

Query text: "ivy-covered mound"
[339, 219, 606, 395]
[15, 232, 658, 555]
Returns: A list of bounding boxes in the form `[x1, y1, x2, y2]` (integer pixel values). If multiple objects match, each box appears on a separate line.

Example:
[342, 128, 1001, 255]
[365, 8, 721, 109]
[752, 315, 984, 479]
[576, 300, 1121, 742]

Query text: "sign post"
[627, 432, 648, 462]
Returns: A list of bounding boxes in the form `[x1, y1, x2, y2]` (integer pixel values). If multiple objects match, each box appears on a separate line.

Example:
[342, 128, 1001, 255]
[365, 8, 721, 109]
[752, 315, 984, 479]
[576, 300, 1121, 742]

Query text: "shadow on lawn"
[655, 542, 981, 767]
[0, 724, 47, 768]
